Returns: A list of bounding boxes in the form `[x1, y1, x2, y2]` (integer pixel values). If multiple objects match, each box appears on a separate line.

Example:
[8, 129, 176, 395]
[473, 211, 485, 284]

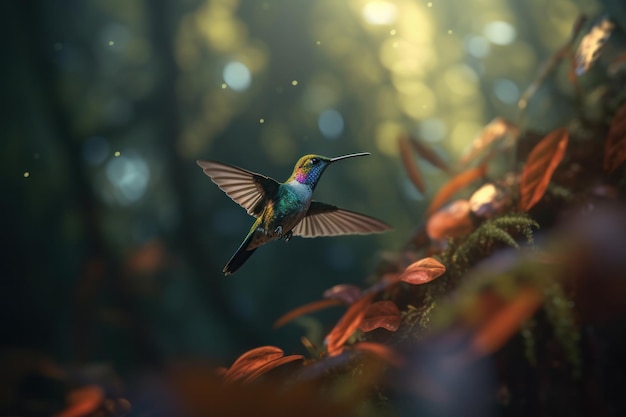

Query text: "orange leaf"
[399, 135, 426, 193]
[604, 103, 626, 174]
[425, 165, 487, 218]
[242, 354, 304, 384]
[426, 199, 474, 241]
[55, 386, 104, 417]
[325, 293, 375, 356]
[323, 284, 362, 304]
[406, 135, 451, 174]
[352, 342, 405, 367]
[471, 288, 543, 357]
[358, 301, 401, 332]
[398, 257, 446, 285]
[459, 118, 519, 167]
[223, 346, 285, 383]
[518, 128, 569, 211]
[274, 298, 343, 328]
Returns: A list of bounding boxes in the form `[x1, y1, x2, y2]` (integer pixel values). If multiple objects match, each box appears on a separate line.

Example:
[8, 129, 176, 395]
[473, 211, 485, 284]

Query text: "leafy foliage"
[518, 128, 570, 211]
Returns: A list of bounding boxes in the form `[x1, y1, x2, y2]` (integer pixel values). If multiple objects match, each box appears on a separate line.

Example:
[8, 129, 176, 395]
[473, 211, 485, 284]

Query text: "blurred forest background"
[2, 0, 623, 411]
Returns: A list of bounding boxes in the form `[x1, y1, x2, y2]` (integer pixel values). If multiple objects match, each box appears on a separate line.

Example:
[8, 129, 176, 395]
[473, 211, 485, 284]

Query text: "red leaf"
[426, 199, 474, 241]
[518, 128, 569, 211]
[425, 165, 487, 217]
[241, 354, 304, 384]
[398, 257, 446, 285]
[325, 293, 375, 356]
[56, 386, 104, 417]
[352, 342, 405, 367]
[406, 135, 451, 174]
[223, 346, 285, 383]
[604, 103, 626, 173]
[471, 288, 543, 357]
[323, 284, 362, 304]
[358, 301, 401, 332]
[459, 118, 519, 167]
[399, 135, 426, 193]
[274, 298, 343, 328]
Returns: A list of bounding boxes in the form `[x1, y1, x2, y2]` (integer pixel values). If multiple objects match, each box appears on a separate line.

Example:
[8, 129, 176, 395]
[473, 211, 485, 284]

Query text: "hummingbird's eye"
[311, 158, 319, 165]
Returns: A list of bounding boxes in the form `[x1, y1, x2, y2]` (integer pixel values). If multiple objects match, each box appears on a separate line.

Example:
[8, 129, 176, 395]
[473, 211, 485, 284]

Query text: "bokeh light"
[318, 109, 345, 139]
[222, 61, 251, 91]
[105, 152, 150, 204]
[483, 21, 517, 45]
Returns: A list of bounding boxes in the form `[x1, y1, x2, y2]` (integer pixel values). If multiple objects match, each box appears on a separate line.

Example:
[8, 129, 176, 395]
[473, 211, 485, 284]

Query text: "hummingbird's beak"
[330, 152, 370, 163]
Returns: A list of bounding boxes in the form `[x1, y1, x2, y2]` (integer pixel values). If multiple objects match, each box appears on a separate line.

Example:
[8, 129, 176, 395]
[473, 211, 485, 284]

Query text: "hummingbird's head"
[290, 152, 370, 188]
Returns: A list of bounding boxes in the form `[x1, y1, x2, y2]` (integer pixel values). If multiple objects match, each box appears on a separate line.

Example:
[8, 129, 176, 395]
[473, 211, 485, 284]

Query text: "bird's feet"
[274, 225, 283, 238]
[284, 230, 293, 242]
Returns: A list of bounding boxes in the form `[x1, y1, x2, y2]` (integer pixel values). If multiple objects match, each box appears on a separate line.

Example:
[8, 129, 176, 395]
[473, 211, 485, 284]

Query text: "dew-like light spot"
[259, 118, 265, 124]
[291, 80, 298, 86]
[362, 1, 398, 25]
[114, 151, 121, 157]
[465, 35, 491, 58]
[83, 136, 110, 166]
[23, 171, 30, 178]
[483, 21, 516, 45]
[99, 23, 131, 52]
[318, 109, 344, 140]
[222, 61, 251, 92]
[493, 78, 520, 103]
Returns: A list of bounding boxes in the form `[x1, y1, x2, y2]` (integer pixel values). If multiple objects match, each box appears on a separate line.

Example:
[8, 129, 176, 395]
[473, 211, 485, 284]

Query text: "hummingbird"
[197, 152, 391, 275]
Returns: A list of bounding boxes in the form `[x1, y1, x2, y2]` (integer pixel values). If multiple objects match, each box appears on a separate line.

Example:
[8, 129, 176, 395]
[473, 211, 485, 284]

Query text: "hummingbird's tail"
[223, 233, 257, 275]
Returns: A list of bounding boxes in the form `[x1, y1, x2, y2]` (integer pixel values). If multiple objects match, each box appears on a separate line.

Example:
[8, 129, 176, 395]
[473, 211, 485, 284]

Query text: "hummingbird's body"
[197, 153, 391, 275]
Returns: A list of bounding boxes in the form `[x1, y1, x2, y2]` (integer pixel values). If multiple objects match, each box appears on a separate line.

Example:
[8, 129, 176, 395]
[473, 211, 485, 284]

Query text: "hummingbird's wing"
[197, 160, 280, 217]
[292, 202, 391, 238]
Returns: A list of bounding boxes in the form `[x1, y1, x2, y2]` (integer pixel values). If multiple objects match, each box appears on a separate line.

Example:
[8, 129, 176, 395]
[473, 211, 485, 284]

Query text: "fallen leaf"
[325, 294, 375, 356]
[242, 354, 304, 384]
[604, 103, 626, 174]
[406, 134, 451, 174]
[399, 135, 426, 193]
[426, 199, 475, 241]
[352, 342, 405, 367]
[426, 165, 487, 217]
[323, 284, 362, 304]
[398, 257, 446, 285]
[223, 346, 285, 383]
[55, 386, 104, 417]
[358, 301, 401, 332]
[274, 298, 343, 328]
[470, 287, 543, 357]
[459, 118, 519, 167]
[574, 16, 614, 76]
[518, 128, 569, 211]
